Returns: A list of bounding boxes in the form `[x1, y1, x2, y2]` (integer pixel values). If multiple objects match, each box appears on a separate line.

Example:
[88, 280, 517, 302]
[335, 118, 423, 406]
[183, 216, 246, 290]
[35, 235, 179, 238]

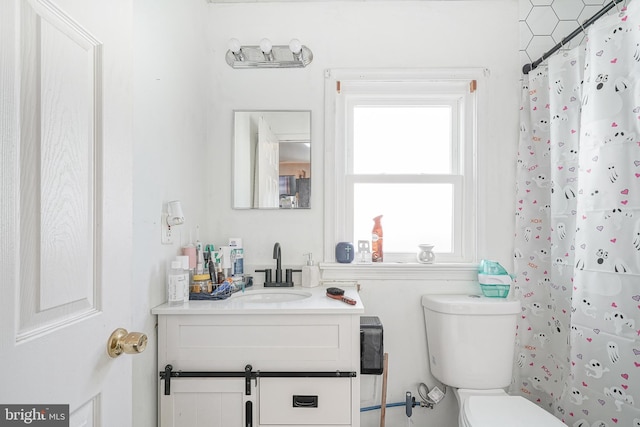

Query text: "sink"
[233, 289, 312, 303]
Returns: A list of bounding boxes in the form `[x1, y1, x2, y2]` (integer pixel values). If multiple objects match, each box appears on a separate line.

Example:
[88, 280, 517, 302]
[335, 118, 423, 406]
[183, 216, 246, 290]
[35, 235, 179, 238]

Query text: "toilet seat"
[461, 395, 565, 427]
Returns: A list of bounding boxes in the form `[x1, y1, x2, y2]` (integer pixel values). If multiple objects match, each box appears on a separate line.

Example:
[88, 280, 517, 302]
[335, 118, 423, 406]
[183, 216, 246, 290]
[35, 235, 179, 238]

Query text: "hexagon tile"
[519, 0, 615, 70]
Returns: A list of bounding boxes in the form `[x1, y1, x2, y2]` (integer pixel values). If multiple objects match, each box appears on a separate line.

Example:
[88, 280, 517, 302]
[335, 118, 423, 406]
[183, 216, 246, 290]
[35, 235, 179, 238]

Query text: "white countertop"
[151, 285, 364, 315]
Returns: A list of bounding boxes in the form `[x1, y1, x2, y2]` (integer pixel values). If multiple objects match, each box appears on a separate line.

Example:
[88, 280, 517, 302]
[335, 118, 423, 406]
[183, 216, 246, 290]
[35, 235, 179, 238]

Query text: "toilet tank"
[422, 294, 521, 389]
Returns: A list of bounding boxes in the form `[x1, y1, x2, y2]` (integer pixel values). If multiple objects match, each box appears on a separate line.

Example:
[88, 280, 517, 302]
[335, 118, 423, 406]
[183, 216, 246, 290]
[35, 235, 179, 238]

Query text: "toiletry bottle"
[179, 258, 190, 302]
[167, 260, 188, 306]
[182, 243, 197, 270]
[216, 264, 225, 285]
[220, 246, 232, 276]
[372, 215, 383, 262]
[176, 255, 192, 299]
[229, 238, 244, 277]
[301, 253, 320, 288]
[195, 239, 204, 275]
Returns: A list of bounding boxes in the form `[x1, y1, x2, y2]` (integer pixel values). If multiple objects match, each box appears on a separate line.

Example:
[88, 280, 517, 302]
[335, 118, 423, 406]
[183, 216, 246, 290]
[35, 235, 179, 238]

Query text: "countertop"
[151, 285, 364, 315]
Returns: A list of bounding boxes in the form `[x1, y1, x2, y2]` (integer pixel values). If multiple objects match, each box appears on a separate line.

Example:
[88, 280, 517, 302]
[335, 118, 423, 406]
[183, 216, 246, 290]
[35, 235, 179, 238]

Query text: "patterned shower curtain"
[512, 2, 640, 425]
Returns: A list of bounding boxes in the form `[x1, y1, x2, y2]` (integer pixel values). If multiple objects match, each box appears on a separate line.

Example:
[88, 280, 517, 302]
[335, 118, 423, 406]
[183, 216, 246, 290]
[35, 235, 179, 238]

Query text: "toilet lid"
[463, 395, 565, 427]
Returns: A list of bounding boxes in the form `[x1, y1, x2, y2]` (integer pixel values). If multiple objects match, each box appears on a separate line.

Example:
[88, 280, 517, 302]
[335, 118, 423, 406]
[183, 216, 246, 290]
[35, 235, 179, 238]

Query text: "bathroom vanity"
[152, 287, 364, 427]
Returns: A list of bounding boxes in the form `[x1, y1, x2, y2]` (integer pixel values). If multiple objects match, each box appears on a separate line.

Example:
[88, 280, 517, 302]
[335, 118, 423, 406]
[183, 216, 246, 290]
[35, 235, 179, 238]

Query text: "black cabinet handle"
[292, 395, 318, 408]
[245, 401, 252, 427]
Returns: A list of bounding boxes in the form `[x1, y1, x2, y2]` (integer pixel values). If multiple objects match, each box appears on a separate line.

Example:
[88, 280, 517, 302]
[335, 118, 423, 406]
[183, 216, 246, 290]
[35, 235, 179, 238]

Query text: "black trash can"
[360, 316, 384, 375]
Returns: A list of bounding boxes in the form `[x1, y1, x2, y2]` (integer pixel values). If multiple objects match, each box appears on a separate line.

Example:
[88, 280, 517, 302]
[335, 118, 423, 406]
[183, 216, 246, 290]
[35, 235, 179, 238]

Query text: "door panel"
[160, 379, 248, 427]
[0, 0, 133, 425]
[18, 0, 100, 339]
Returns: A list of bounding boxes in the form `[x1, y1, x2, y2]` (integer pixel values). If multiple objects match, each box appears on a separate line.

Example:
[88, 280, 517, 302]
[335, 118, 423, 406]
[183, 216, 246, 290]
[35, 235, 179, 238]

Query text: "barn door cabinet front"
[153, 304, 362, 427]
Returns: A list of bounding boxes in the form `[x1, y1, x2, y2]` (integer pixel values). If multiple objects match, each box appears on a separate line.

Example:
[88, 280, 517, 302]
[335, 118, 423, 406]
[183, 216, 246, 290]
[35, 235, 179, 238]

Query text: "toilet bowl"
[455, 388, 565, 427]
[422, 294, 565, 427]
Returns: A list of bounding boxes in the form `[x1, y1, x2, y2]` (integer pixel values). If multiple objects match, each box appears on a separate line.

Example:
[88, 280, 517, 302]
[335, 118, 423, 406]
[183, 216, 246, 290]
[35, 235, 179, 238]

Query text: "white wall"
[132, 1, 211, 426]
[207, 0, 520, 269]
[206, 1, 520, 426]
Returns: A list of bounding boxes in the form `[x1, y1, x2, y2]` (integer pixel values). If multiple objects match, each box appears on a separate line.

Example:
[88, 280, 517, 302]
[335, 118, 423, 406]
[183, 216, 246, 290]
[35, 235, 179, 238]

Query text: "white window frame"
[324, 68, 484, 263]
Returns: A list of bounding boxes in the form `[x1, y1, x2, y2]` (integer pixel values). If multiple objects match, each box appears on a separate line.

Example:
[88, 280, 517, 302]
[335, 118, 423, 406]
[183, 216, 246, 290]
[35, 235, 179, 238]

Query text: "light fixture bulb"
[260, 38, 272, 54]
[289, 39, 302, 54]
[228, 38, 242, 54]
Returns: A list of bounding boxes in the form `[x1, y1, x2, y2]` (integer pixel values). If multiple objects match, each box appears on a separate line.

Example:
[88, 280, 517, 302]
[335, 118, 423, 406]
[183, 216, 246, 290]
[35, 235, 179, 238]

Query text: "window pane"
[353, 106, 452, 174]
[353, 183, 453, 253]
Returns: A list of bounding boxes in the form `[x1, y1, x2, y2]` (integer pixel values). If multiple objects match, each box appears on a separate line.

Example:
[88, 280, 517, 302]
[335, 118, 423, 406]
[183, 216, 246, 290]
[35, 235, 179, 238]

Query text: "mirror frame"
[232, 110, 312, 210]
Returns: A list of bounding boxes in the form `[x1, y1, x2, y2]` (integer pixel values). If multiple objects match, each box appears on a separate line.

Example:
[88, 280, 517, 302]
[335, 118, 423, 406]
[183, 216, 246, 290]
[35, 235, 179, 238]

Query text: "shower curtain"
[512, 1, 640, 425]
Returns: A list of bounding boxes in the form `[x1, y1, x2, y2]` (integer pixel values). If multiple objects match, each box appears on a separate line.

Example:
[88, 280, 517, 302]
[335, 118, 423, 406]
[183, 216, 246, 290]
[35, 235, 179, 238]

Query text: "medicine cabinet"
[233, 110, 311, 209]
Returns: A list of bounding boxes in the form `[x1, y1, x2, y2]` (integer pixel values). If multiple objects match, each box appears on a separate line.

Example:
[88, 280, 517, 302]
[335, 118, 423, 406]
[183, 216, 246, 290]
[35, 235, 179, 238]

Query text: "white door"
[0, 0, 134, 426]
[255, 116, 280, 208]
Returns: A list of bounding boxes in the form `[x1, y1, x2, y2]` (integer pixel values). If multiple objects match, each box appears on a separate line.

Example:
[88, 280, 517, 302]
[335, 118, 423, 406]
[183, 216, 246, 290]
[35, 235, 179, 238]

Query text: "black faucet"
[273, 242, 282, 284]
[255, 242, 300, 287]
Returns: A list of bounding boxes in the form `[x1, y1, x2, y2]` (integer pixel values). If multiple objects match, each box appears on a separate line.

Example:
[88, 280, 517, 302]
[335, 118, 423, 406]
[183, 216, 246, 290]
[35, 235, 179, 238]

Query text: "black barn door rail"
[160, 364, 357, 396]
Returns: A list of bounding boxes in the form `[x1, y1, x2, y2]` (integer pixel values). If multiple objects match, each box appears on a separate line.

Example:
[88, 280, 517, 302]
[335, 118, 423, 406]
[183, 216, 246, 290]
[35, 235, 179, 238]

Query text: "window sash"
[346, 174, 464, 262]
[346, 98, 461, 176]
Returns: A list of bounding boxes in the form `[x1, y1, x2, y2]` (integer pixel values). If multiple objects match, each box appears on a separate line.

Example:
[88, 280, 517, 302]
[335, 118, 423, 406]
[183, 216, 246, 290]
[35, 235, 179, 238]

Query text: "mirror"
[233, 110, 311, 209]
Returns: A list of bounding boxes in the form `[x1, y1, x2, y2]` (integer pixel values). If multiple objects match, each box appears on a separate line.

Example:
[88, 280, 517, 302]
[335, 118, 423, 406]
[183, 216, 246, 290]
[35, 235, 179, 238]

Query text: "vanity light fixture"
[225, 38, 313, 69]
[228, 38, 244, 62]
[289, 38, 303, 61]
[260, 38, 274, 62]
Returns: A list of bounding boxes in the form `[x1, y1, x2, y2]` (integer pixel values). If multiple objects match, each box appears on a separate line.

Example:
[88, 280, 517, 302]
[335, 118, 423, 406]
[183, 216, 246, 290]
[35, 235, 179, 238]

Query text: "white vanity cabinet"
[152, 287, 364, 427]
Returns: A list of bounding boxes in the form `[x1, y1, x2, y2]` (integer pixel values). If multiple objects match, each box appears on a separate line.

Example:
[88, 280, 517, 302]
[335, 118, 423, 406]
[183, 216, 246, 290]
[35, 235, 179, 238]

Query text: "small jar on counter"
[191, 274, 213, 294]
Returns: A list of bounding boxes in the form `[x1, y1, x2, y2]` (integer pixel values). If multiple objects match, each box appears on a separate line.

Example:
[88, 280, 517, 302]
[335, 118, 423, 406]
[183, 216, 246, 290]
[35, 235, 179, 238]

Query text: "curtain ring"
[579, 21, 587, 35]
[615, 0, 621, 13]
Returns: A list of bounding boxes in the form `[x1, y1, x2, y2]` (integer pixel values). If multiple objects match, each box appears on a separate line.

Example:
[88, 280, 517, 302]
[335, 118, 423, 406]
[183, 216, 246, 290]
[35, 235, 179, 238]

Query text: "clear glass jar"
[191, 274, 213, 294]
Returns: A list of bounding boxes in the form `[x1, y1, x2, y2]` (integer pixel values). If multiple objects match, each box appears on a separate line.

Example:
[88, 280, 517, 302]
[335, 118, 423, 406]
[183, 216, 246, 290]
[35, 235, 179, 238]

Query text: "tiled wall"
[519, 0, 619, 70]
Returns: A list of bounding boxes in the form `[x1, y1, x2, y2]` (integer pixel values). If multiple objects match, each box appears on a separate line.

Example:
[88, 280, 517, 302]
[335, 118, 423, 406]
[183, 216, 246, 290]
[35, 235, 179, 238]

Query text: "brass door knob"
[107, 328, 148, 358]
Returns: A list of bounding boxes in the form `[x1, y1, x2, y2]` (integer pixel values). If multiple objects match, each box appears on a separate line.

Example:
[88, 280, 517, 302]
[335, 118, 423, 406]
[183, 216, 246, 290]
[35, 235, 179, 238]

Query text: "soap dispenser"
[302, 253, 320, 288]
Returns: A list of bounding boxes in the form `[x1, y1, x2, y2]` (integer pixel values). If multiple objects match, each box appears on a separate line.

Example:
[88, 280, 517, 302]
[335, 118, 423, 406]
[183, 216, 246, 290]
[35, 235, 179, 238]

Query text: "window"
[324, 69, 481, 263]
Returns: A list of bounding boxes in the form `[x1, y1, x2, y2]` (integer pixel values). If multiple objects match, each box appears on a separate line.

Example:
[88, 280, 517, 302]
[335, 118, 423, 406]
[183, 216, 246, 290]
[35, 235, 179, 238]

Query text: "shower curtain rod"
[522, 0, 624, 74]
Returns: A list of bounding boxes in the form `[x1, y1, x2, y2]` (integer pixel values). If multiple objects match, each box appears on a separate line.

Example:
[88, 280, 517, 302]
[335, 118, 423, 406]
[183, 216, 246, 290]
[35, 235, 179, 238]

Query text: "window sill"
[319, 262, 478, 281]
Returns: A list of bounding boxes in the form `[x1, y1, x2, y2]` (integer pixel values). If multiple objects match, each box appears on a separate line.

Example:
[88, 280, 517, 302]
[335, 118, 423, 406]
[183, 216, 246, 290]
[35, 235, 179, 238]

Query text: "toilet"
[421, 294, 565, 427]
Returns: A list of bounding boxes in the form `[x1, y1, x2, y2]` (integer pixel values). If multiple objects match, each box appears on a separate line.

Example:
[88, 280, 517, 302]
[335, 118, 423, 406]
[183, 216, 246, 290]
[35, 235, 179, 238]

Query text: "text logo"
[0, 405, 68, 426]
